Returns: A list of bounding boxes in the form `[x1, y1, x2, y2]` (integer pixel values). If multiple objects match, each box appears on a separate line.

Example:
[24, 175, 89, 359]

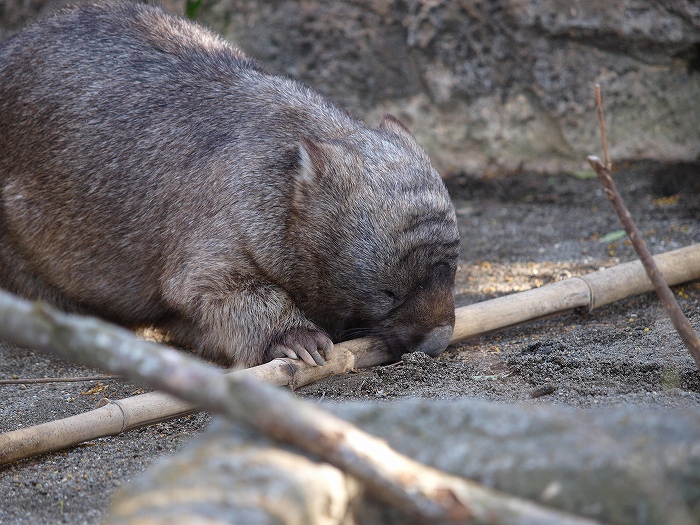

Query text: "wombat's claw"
[270, 329, 332, 366]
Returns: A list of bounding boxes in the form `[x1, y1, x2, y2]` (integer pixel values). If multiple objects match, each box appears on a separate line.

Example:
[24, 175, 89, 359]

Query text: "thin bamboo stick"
[453, 243, 700, 341]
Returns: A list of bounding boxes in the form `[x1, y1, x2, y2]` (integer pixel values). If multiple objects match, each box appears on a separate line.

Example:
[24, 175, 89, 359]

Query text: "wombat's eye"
[382, 289, 400, 305]
[434, 262, 456, 280]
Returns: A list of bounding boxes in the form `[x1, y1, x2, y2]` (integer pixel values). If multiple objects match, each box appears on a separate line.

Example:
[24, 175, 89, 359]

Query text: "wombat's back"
[0, 2, 330, 321]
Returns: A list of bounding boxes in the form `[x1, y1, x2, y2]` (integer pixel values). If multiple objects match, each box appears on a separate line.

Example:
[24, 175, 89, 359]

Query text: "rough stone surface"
[105, 400, 700, 525]
[1, 0, 698, 174]
[193, 0, 700, 174]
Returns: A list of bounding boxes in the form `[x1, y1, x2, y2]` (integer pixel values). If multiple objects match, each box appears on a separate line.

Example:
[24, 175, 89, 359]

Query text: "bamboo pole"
[1, 243, 699, 465]
[452, 242, 700, 341]
[0, 338, 391, 465]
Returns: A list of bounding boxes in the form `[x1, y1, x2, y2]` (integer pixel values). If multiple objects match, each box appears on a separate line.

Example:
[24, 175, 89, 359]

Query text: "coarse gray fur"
[0, 1, 459, 367]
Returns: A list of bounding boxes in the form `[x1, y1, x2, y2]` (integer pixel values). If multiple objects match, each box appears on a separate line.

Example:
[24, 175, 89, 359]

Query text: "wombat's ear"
[296, 136, 356, 205]
[295, 136, 336, 209]
[379, 114, 418, 145]
[297, 135, 354, 182]
[297, 135, 328, 187]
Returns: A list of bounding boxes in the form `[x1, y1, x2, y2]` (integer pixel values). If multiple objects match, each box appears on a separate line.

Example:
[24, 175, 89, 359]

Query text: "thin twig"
[588, 85, 700, 371]
[0, 375, 118, 385]
[595, 85, 611, 170]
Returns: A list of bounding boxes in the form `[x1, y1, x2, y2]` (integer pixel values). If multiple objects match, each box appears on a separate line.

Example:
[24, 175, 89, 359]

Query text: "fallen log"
[1, 243, 699, 465]
[107, 399, 700, 525]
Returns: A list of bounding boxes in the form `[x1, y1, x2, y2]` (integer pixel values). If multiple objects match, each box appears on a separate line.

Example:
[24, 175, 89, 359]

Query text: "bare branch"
[588, 86, 700, 371]
[0, 290, 600, 524]
[595, 85, 612, 170]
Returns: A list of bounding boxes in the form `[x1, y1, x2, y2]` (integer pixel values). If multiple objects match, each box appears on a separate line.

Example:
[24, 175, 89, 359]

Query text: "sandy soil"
[1, 161, 699, 524]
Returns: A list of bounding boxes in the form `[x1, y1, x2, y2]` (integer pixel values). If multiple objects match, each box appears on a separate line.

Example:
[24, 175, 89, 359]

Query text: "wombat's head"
[291, 115, 459, 359]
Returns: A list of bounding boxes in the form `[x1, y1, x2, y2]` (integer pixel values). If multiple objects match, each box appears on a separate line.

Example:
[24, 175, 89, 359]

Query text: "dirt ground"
[1, 161, 699, 524]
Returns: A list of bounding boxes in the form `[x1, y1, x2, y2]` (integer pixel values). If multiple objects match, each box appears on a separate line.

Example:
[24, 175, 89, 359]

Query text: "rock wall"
[196, 0, 700, 175]
[2, 0, 699, 174]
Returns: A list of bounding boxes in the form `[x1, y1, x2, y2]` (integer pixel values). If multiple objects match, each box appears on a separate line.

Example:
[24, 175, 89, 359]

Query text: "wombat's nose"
[415, 325, 453, 356]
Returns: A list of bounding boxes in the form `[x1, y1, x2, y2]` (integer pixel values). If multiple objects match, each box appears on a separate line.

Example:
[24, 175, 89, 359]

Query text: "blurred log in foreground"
[107, 397, 700, 525]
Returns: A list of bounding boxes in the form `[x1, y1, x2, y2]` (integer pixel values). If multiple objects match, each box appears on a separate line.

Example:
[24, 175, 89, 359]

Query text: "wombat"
[0, 2, 460, 367]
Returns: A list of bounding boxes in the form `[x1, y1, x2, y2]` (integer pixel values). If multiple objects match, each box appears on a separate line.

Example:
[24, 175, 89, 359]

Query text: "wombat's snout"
[414, 325, 453, 356]
[383, 281, 457, 359]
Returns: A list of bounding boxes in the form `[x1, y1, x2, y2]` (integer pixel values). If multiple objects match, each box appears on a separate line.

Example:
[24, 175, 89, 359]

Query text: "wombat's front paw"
[267, 328, 333, 366]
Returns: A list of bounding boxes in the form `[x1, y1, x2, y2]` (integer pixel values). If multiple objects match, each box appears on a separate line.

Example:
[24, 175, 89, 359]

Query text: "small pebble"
[530, 385, 556, 398]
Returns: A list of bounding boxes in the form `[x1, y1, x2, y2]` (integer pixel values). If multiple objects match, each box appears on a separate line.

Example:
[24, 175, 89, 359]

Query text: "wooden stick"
[0, 337, 390, 465]
[1, 244, 700, 465]
[588, 84, 700, 371]
[595, 85, 612, 170]
[0, 375, 118, 385]
[0, 290, 599, 524]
